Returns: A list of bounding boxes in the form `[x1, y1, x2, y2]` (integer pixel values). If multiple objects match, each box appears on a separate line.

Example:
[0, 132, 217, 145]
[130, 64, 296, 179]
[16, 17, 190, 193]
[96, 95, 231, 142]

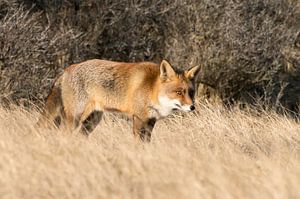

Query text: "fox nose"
[190, 105, 195, 111]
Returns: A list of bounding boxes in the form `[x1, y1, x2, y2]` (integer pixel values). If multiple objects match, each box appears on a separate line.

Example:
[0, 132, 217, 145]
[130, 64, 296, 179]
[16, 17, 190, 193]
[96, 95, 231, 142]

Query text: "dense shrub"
[0, 0, 299, 112]
[0, 1, 86, 103]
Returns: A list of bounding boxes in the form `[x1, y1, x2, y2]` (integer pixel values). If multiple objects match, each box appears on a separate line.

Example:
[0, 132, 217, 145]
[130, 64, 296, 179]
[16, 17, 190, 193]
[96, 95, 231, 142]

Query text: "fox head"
[156, 60, 200, 116]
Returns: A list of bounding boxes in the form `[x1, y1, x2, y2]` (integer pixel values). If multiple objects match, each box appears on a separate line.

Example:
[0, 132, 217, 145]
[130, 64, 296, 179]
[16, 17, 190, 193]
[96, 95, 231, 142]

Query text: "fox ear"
[160, 60, 176, 81]
[185, 65, 201, 80]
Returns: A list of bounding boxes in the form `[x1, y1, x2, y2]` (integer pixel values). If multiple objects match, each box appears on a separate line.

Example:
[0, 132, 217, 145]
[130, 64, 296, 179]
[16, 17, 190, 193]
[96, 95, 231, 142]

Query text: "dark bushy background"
[0, 0, 299, 112]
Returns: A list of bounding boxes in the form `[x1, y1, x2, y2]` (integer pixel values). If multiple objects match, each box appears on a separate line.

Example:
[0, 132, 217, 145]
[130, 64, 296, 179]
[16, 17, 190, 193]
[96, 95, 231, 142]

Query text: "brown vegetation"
[0, 103, 299, 198]
[0, 0, 299, 111]
[0, 2, 299, 197]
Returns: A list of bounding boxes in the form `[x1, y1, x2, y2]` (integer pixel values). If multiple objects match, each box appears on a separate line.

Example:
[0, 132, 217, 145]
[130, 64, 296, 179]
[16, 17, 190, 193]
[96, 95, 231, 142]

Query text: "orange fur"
[39, 59, 200, 141]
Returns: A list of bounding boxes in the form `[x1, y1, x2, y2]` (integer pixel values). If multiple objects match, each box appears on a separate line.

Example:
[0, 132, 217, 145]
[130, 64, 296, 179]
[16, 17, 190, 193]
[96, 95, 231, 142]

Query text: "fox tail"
[37, 75, 64, 127]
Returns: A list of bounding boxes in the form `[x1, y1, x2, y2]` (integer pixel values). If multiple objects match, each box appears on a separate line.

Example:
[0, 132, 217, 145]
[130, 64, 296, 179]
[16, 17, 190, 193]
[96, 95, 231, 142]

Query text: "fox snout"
[172, 101, 195, 112]
[179, 103, 196, 112]
[190, 105, 195, 111]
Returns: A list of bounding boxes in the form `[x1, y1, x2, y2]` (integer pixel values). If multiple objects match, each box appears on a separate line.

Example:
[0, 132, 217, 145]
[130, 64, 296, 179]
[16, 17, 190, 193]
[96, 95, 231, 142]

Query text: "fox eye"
[176, 91, 182, 95]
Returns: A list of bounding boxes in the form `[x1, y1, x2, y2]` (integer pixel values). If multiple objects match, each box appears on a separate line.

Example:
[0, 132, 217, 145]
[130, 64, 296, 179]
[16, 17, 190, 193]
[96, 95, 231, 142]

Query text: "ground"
[0, 103, 299, 199]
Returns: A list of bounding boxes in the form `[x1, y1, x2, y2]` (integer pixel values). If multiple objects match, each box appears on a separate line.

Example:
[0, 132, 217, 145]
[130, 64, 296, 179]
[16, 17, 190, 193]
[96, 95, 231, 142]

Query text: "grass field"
[0, 103, 299, 199]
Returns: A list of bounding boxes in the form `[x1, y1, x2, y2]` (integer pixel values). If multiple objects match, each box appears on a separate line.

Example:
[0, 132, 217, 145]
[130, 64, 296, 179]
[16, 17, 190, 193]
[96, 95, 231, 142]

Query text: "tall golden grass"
[0, 103, 299, 199]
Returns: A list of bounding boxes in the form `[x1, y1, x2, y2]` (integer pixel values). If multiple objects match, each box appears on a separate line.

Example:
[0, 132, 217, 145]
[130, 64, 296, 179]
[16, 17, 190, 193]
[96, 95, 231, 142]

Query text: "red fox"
[39, 59, 200, 141]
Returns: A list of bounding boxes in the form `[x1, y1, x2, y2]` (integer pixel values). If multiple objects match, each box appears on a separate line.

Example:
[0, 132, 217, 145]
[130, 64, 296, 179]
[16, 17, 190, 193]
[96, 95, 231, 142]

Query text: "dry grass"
[0, 103, 299, 199]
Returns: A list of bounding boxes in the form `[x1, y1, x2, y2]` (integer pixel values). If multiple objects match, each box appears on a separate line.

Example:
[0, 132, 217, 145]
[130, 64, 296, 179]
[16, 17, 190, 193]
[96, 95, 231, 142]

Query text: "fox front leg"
[133, 116, 156, 142]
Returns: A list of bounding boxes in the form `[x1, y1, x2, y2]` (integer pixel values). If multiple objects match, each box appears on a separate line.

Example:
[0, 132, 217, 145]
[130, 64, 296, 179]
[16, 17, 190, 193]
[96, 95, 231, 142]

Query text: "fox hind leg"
[78, 101, 103, 135]
[81, 110, 103, 135]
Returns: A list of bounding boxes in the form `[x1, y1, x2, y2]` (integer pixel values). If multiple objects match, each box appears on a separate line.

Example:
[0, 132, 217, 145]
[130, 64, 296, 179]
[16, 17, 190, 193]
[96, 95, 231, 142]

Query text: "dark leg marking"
[139, 118, 157, 142]
[54, 116, 61, 127]
[81, 110, 103, 135]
